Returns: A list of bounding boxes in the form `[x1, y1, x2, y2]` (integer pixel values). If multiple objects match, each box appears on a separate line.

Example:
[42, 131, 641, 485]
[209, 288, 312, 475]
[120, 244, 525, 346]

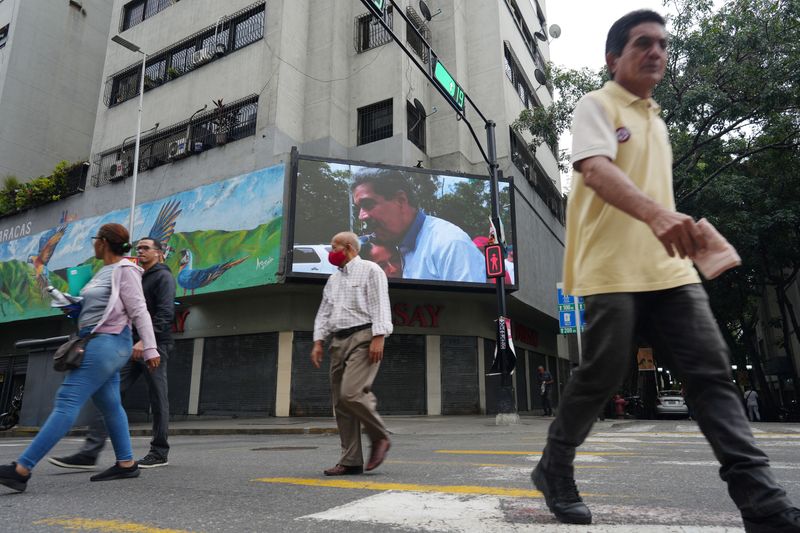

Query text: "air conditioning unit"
[168, 138, 189, 159]
[191, 48, 212, 66]
[108, 159, 129, 182]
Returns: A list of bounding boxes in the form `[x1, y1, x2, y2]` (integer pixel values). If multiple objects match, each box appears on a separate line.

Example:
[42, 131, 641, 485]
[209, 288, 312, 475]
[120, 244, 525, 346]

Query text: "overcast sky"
[544, 0, 669, 71]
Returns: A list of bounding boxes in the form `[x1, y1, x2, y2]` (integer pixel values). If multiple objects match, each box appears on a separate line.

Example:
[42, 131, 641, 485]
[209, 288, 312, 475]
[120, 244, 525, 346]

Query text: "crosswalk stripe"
[252, 477, 607, 498]
[300, 492, 742, 532]
[32, 518, 194, 533]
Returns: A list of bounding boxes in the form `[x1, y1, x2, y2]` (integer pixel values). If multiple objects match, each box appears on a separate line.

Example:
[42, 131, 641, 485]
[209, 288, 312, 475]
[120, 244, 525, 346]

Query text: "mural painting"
[0, 164, 285, 323]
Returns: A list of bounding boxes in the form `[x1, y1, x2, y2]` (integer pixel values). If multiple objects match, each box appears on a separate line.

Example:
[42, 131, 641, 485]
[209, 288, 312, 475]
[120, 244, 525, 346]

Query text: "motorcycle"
[0, 385, 24, 431]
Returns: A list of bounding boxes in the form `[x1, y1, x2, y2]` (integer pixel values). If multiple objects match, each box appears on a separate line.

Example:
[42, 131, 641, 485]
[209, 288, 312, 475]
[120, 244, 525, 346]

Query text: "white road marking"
[618, 424, 656, 432]
[301, 491, 743, 532]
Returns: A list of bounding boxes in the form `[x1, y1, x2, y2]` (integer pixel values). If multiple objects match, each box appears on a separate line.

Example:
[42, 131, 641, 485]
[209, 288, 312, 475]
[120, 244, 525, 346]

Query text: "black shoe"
[323, 464, 364, 476]
[532, 462, 592, 525]
[90, 462, 140, 482]
[138, 453, 168, 469]
[47, 453, 97, 470]
[743, 507, 800, 533]
[0, 462, 30, 493]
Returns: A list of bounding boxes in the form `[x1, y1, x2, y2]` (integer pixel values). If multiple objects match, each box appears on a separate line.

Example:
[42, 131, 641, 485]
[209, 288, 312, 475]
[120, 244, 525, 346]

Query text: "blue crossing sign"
[557, 285, 585, 334]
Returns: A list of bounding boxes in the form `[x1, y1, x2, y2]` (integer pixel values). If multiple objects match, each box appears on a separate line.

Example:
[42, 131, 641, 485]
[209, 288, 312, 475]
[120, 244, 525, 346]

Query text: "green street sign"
[433, 59, 465, 111]
[362, 0, 385, 16]
[560, 327, 577, 334]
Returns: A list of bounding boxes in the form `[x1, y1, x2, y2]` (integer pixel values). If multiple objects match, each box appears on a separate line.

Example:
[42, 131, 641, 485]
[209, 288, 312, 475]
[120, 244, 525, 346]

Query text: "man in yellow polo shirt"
[531, 10, 799, 531]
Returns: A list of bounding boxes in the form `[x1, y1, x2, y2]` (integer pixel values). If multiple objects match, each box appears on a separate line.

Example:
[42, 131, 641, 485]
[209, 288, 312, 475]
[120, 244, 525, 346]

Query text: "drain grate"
[251, 446, 319, 451]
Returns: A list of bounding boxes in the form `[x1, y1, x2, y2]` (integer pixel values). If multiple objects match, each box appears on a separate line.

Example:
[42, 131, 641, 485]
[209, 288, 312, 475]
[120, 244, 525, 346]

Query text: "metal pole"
[487, 121, 516, 419]
[128, 51, 146, 237]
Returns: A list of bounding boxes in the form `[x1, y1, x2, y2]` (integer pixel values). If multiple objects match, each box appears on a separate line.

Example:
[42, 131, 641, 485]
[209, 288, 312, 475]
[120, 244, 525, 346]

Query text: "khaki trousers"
[329, 328, 388, 467]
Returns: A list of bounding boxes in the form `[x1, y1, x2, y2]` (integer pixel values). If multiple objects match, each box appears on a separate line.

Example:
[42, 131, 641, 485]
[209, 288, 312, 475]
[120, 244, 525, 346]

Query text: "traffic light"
[432, 58, 465, 112]
[484, 244, 505, 278]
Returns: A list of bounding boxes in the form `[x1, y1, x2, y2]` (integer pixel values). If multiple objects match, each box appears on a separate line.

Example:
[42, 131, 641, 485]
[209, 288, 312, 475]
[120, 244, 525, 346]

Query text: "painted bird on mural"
[177, 249, 247, 296]
[28, 224, 67, 291]
[145, 200, 182, 258]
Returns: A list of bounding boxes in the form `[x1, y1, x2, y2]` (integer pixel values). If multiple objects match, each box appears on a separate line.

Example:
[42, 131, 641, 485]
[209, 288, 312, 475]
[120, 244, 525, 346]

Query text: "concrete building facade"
[0, 0, 575, 420]
[0, 0, 113, 180]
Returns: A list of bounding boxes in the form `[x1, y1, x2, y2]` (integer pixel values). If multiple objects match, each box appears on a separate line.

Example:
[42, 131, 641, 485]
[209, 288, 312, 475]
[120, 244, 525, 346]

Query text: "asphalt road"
[2, 419, 799, 532]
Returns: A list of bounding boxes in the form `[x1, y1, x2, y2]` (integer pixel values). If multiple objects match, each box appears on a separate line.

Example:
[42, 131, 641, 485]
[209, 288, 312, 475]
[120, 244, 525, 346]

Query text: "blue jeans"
[18, 327, 134, 470]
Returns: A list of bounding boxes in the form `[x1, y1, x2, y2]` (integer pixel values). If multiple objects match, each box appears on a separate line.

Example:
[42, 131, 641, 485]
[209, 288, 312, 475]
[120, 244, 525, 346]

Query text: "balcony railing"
[92, 95, 259, 187]
[104, 1, 265, 107]
[510, 129, 565, 224]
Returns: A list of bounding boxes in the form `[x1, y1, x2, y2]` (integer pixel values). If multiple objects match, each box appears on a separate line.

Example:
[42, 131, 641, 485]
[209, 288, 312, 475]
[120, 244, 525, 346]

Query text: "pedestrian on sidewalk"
[311, 231, 393, 476]
[48, 236, 175, 471]
[531, 10, 800, 531]
[536, 366, 554, 416]
[613, 394, 628, 419]
[744, 388, 761, 422]
[0, 224, 160, 492]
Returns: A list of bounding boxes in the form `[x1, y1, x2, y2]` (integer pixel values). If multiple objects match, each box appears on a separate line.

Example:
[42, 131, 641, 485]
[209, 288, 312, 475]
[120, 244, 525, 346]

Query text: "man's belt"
[333, 323, 372, 339]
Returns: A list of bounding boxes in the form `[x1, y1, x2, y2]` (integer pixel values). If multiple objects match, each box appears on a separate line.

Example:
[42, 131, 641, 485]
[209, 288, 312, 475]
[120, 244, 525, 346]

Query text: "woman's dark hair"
[97, 223, 132, 255]
[606, 10, 666, 77]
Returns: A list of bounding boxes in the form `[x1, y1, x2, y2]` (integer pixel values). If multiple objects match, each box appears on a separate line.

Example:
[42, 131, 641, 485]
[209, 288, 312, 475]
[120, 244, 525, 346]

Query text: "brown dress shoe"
[366, 438, 391, 471]
[323, 464, 363, 476]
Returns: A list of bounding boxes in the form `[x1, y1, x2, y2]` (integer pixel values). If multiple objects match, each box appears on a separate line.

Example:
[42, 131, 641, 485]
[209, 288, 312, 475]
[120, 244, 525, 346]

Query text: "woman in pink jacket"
[0, 223, 160, 492]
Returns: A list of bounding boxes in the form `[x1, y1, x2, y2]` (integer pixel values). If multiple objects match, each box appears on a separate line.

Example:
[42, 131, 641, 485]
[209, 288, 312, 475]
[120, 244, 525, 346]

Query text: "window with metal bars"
[354, 6, 393, 53]
[503, 0, 552, 94]
[504, 44, 541, 110]
[121, 0, 172, 31]
[510, 128, 565, 224]
[105, 2, 265, 107]
[406, 101, 426, 152]
[406, 7, 430, 63]
[92, 95, 259, 187]
[358, 99, 393, 146]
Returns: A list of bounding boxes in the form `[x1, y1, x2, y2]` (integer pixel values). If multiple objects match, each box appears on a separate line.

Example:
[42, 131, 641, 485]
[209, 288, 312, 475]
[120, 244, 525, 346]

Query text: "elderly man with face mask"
[311, 231, 394, 476]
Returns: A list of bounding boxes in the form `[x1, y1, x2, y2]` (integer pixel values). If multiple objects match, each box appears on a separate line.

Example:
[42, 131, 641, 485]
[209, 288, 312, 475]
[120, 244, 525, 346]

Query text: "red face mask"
[328, 249, 348, 267]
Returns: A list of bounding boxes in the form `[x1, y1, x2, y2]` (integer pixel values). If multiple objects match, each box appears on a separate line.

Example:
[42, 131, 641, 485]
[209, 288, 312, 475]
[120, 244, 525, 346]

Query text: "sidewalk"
[0, 414, 635, 438]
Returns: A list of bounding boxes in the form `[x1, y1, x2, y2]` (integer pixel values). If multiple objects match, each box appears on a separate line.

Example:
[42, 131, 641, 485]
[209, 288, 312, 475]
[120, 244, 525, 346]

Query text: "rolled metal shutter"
[515, 349, 528, 412]
[440, 336, 479, 414]
[290, 331, 332, 416]
[373, 334, 426, 415]
[167, 339, 193, 416]
[199, 333, 278, 415]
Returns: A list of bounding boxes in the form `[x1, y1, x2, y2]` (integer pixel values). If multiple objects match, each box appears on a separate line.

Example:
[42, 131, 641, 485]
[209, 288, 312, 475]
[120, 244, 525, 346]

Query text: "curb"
[0, 426, 339, 438]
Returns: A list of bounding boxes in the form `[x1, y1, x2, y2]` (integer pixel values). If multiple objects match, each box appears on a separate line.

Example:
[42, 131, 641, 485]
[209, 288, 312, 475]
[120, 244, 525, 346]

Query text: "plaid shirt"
[313, 256, 393, 342]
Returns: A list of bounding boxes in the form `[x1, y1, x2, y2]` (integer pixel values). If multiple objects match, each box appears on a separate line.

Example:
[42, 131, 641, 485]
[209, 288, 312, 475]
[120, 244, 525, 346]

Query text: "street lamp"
[111, 34, 147, 237]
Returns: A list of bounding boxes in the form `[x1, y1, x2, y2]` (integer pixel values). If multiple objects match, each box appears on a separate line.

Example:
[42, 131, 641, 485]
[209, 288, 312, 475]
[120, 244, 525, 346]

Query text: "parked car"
[292, 244, 336, 275]
[655, 390, 689, 418]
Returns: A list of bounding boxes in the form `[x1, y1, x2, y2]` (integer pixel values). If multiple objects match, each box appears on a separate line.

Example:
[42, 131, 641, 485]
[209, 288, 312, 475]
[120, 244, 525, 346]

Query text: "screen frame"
[285, 148, 519, 292]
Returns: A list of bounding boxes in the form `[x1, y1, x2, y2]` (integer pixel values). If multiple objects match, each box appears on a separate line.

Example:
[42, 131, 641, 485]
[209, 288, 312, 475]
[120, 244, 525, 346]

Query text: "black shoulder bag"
[53, 334, 96, 372]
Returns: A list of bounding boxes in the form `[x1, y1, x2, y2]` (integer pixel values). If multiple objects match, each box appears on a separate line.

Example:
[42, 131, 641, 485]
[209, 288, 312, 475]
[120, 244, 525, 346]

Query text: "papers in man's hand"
[692, 218, 741, 280]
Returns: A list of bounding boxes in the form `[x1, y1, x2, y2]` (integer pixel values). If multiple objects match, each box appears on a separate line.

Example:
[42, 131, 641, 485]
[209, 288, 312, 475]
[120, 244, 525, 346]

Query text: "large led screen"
[290, 156, 516, 288]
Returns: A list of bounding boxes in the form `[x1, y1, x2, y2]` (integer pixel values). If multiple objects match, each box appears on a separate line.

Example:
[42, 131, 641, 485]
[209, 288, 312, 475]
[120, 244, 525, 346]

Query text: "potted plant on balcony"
[167, 67, 182, 80]
[211, 98, 240, 145]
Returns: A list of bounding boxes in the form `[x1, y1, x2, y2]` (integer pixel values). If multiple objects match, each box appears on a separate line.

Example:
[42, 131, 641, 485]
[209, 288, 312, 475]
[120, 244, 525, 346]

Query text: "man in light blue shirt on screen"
[352, 172, 485, 283]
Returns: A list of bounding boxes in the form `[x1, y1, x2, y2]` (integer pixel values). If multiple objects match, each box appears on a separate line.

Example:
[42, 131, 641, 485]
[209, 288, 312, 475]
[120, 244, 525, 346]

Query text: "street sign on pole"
[364, 0, 385, 15]
[432, 57, 465, 112]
